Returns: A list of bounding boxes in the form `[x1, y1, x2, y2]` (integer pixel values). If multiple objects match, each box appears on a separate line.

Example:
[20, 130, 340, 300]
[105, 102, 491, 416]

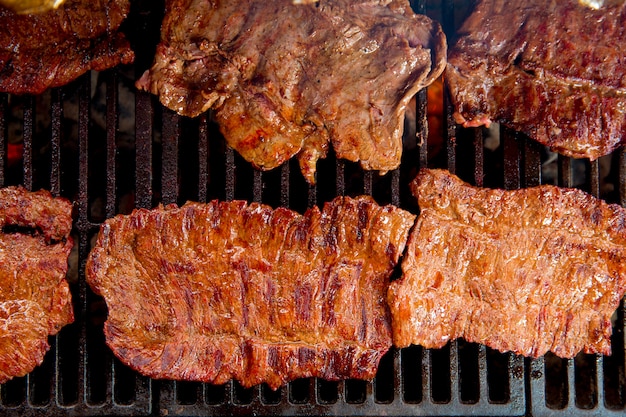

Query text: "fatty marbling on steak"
[446, 0, 626, 160]
[0, 187, 74, 383]
[388, 169, 626, 358]
[0, 0, 134, 94]
[86, 196, 415, 389]
[136, 0, 446, 183]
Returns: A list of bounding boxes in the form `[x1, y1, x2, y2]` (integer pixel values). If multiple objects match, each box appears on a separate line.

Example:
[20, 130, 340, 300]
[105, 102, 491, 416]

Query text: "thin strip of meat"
[86, 196, 415, 389]
[0, 186, 73, 241]
[0, 0, 134, 95]
[0, 187, 73, 383]
[388, 169, 626, 358]
[446, 0, 626, 160]
[136, 0, 446, 184]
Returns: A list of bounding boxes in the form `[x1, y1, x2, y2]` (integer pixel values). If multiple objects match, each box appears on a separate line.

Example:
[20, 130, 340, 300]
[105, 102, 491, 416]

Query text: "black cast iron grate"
[0, 1, 624, 416]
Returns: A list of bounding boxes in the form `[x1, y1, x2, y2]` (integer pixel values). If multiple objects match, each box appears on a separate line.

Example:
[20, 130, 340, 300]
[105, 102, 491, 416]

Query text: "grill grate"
[0, 0, 624, 416]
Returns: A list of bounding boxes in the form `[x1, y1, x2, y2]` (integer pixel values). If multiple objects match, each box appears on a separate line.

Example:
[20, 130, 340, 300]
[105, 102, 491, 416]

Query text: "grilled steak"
[446, 0, 626, 160]
[136, 0, 446, 184]
[86, 196, 415, 389]
[0, 187, 73, 383]
[0, 0, 134, 95]
[388, 169, 626, 358]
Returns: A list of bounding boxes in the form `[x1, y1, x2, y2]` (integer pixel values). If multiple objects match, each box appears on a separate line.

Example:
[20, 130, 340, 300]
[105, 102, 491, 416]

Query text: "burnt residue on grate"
[0, 0, 624, 416]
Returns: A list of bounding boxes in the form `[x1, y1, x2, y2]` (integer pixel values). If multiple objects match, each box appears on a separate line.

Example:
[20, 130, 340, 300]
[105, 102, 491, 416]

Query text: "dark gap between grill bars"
[458, 340, 479, 404]
[260, 383, 282, 405]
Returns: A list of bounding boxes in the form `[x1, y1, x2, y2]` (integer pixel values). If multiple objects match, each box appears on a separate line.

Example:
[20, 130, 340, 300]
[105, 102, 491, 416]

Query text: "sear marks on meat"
[388, 169, 626, 358]
[0, 187, 73, 383]
[0, 0, 134, 95]
[136, 0, 446, 184]
[446, 0, 626, 160]
[86, 196, 415, 389]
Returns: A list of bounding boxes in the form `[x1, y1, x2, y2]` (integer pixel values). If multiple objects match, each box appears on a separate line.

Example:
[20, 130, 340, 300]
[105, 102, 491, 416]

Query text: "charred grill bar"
[0, 0, 624, 416]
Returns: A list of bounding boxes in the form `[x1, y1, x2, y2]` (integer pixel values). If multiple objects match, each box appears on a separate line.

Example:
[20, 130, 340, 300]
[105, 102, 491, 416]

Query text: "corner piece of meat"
[136, 0, 446, 184]
[446, 0, 626, 160]
[0, 187, 74, 383]
[0, 0, 134, 95]
[86, 196, 415, 389]
[388, 168, 626, 358]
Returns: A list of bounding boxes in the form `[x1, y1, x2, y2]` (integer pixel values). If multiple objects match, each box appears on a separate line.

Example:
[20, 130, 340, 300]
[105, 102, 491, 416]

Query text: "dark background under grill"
[0, 0, 624, 415]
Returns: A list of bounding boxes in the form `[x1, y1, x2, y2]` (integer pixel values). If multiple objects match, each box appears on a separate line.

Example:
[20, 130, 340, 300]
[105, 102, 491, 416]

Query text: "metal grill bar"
[105, 70, 118, 218]
[225, 147, 235, 201]
[161, 109, 180, 206]
[523, 138, 541, 188]
[50, 89, 62, 196]
[0, 94, 5, 187]
[418, 89, 428, 170]
[22, 96, 34, 191]
[77, 72, 91, 410]
[253, 170, 263, 203]
[280, 163, 290, 207]
[197, 114, 209, 203]
[502, 127, 520, 190]
[307, 182, 317, 208]
[444, 90, 456, 174]
[558, 155, 572, 188]
[590, 159, 600, 198]
[473, 128, 484, 186]
[135, 92, 153, 209]
[335, 159, 345, 196]
[416, 89, 428, 152]
[621, 150, 626, 207]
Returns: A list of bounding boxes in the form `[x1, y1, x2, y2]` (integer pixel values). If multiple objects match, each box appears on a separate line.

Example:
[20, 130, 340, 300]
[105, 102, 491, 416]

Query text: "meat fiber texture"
[0, 187, 74, 383]
[446, 0, 626, 160]
[388, 169, 626, 358]
[136, 0, 446, 184]
[0, 0, 134, 95]
[86, 196, 415, 389]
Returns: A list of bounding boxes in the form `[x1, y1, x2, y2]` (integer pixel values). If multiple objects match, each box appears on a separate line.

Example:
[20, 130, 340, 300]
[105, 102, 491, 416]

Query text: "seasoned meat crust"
[0, 187, 73, 383]
[388, 169, 626, 358]
[446, 0, 626, 160]
[86, 196, 415, 389]
[0, 0, 134, 95]
[136, 0, 446, 183]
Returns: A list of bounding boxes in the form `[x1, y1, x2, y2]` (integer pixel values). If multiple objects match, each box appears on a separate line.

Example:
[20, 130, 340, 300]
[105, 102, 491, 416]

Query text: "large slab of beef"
[136, 0, 446, 184]
[86, 196, 415, 389]
[388, 169, 626, 358]
[0, 187, 73, 383]
[0, 0, 134, 95]
[446, 0, 626, 160]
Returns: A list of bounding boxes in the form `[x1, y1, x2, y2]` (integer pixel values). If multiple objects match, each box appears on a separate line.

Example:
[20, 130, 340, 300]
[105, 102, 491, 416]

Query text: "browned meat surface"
[86, 196, 414, 389]
[0, 0, 134, 95]
[136, 0, 446, 184]
[388, 169, 626, 358]
[0, 187, 73, 383]
[0, 186, 74, 241]
[446, 0, 626, 160]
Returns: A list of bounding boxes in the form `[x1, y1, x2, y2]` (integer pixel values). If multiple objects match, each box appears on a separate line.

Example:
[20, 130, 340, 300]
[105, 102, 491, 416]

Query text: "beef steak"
[388, 169, 626, 358]
[136, 0, 446, 183]
[86, 196, 415, 389]
[0, 187, 73, 383]
[0, 0, 134, 94]
[446, 0, 626, 160]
